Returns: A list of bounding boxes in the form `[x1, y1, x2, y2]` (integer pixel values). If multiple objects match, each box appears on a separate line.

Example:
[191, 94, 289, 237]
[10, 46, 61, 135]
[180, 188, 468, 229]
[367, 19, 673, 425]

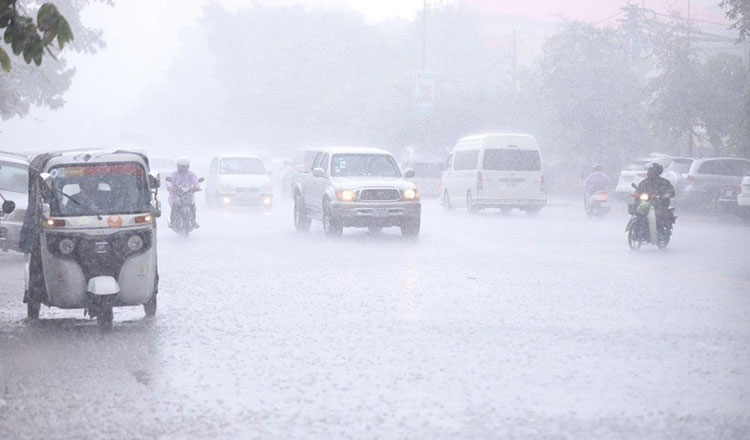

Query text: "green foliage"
[720, 0, 750, 41]
[0, 0, 73, 72]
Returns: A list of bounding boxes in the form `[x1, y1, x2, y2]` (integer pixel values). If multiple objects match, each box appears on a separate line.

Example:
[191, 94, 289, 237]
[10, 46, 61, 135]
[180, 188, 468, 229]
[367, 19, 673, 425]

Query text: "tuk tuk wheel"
[27, 301, 40, 319]
[97, 307, 113, 330]
[144, 295, 157, 317]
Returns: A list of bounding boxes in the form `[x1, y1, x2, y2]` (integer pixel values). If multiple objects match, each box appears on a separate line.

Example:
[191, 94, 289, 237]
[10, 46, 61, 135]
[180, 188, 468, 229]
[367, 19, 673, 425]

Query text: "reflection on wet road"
[1, 199, 749, 438]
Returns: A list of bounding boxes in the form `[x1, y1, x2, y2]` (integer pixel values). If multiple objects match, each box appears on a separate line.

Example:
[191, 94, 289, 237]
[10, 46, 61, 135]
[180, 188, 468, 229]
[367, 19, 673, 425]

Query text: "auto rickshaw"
[20, 150, 161, 328]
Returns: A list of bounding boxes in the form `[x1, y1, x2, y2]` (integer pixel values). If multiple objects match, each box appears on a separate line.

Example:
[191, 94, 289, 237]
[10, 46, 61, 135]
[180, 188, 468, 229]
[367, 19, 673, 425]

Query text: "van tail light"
[686, 174, 695, 184]
[477, 171, 483, 191]
[541, 174, 546, 192]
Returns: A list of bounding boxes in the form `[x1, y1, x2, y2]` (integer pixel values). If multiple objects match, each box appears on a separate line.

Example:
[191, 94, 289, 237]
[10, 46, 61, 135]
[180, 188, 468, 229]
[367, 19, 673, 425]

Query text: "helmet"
[591, 164, 602, 172]
[176, 157, 190, 172]
[645, 162, 663, 177]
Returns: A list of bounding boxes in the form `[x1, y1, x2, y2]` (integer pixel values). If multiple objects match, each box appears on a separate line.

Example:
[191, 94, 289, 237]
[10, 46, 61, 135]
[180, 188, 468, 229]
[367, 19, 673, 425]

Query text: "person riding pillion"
[167, 157, 201, 229]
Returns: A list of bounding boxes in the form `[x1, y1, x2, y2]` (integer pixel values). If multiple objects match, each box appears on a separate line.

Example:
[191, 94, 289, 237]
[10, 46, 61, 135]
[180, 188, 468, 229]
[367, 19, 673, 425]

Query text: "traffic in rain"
[1, 0, 749, 438]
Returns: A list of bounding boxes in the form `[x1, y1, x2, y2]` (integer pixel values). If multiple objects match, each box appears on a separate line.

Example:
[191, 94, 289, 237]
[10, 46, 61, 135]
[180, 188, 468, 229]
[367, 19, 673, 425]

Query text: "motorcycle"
[166, 176, 204, 237]
[626, 183, 676, 250]
[584, 190, 610, 217]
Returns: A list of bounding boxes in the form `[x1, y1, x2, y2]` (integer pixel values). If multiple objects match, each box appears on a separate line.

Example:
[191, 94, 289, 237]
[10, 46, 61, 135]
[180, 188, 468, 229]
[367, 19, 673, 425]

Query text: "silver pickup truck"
[292, 147, 421, 237]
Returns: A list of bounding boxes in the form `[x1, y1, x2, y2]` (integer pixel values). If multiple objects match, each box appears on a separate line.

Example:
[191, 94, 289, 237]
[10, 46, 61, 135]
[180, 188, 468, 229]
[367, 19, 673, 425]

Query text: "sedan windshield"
[219, 158, 266, 175]
[0, 162, 28, 193]
[331, 154, 400, 177]
[49, 163, 151, 216]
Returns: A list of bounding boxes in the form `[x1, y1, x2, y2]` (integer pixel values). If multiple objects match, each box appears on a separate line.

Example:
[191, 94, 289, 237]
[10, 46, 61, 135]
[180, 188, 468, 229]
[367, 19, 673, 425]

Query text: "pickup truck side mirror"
[404, 169, 416, 179]
[631, 183, 637, 189]
[2, 200, 15, 214]
[165, 176, 173, 183]
[198, 177, 205, 183]
[312, 168, 326, 178]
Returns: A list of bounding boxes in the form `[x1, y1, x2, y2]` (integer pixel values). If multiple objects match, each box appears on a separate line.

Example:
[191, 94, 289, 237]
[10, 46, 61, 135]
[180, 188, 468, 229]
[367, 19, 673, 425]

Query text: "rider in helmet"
[583, 164, 610, 196]
[167, 157, 200, 229]
[635, 162, 675, 225]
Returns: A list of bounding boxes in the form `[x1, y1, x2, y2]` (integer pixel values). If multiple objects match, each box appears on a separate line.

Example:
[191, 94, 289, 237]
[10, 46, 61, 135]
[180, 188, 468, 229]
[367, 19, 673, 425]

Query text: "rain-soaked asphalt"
[1, 197, 749, 439]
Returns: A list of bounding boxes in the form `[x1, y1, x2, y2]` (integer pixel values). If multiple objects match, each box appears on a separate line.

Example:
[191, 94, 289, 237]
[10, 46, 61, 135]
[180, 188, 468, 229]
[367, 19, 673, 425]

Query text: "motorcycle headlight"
[338, 190, 356, 202]
[59, 238, 75, 255]
[403, 189, 419, 200]
[640, 193, 649, 201]
[127, 234, 144, 252]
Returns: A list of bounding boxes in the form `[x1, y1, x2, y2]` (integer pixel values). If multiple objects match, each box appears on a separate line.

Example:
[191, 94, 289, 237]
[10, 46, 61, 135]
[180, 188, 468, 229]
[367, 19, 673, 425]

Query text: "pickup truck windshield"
[331, 154, 400, 177]
[49, 163, 151, 217]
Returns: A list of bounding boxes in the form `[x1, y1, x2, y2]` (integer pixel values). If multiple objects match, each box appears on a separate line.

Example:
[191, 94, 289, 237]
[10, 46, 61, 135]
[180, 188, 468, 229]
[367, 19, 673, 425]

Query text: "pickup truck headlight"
[403, 189, 419, 200]
[338, 190, 356, 202]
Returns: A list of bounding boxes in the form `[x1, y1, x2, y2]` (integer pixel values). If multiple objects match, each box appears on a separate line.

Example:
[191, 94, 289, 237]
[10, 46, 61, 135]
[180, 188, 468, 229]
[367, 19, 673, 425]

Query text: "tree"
[538, 22, 651, 169]
[720, 0, 750, 41]
[0, 0, 73, 72]
[0, 0, 106, 120]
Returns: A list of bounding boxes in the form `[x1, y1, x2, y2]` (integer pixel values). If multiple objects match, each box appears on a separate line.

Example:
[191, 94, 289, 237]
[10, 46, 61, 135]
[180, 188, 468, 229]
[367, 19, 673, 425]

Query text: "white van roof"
[454, 133, 539, 151]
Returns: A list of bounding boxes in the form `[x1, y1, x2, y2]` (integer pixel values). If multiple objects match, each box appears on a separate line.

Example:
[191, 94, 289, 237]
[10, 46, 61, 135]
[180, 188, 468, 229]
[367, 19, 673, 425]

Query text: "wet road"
[1, 198, 749, 439]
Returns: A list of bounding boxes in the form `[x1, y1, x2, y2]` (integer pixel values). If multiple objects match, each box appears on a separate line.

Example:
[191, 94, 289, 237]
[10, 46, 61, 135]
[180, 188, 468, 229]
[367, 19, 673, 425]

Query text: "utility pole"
[422, 0, 427, 71]
[687, 0, 693, 156]
[512, 29, 518, 92]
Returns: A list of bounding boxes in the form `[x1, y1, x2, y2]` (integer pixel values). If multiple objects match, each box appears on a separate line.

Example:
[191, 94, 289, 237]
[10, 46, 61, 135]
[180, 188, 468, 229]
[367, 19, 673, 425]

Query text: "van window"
[698, 160, 730, 176]
[482, 149, 541, 171]
[445, 154, 453, 171]
[727, 160, 750, 176]
[454, 150, 479, 171]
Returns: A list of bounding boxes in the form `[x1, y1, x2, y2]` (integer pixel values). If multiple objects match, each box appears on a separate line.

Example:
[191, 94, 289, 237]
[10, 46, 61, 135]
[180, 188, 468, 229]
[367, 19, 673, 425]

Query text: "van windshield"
[331, 154, 400, 177]
[0, 162, 28, 193]
[412, 162, 443, 178]
[219, 158, 266, 175]
[482, 149, 541, 171]
[49, 163, 151, 217]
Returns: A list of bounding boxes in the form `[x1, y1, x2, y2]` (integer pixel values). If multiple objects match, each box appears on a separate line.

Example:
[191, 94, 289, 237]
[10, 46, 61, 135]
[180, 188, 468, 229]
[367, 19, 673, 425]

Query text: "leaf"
[0, 46, 10, 72]
[37, 4, 59, 31]
[55, 17, 73, 48]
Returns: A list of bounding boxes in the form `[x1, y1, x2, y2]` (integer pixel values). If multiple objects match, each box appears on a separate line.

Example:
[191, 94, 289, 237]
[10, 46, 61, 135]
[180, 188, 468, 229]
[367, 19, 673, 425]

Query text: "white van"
[441, 133, 546, 214]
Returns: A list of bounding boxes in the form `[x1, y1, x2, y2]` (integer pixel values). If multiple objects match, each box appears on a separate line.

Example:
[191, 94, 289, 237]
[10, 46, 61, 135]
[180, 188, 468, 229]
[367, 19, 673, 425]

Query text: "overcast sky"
[0, 0, 732, 150]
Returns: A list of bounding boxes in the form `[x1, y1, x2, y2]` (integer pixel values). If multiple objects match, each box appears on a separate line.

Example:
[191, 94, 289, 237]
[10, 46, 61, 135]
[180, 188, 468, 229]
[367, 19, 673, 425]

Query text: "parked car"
[292, 147, 421, 237]
[737, 174, 750, 220]
[680, 157, 750, 210]
[615, 156, 674, 201]
[0, 151, 31, 252]
[662, 157, 694, 193]
[402, 160, 443, 198]
[205, 155, 273, 209]
[441, 133, 546, 214]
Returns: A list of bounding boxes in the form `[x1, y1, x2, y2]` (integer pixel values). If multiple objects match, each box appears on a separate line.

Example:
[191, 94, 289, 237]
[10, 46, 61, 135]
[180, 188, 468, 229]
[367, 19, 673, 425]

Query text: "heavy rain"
[1, 0, 749, 438]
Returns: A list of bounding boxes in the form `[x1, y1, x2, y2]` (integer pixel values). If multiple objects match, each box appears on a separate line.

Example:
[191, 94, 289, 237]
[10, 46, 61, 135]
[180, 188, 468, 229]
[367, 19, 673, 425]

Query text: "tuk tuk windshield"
[48, 163, 151, 217]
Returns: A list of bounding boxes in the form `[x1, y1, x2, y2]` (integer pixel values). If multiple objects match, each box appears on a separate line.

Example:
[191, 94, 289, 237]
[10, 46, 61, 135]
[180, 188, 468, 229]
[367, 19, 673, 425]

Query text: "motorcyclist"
[167, 157, 201, 229]
[635, 162, 675, 229]
[583, 164, 610, 195]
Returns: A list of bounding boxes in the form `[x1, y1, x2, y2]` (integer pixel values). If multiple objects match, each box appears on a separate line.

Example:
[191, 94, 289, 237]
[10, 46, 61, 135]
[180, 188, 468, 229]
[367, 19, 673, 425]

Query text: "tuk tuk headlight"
[58, 238, 75, 255]
[127, 234, 144, 252]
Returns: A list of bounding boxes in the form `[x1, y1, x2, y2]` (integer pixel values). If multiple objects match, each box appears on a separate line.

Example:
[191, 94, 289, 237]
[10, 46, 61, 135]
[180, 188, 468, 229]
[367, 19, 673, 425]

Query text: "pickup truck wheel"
[27, 299, 40, 320]
[401, 217, 420, 237]
[323, 203, 343, 236]
[294, 195, 311, 232]
[144, 294, 157, 317]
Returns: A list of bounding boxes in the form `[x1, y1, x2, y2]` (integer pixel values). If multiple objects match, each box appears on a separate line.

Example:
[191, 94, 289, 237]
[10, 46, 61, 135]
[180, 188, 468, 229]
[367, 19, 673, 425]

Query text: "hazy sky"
[0, 0, 732, 150]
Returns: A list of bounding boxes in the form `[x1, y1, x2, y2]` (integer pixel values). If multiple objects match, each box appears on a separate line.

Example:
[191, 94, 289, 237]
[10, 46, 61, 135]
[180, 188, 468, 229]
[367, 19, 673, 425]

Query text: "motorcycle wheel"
[627, 226, 642, 250]
[97, 307, 113, 330]
[656, 232, 670, 249]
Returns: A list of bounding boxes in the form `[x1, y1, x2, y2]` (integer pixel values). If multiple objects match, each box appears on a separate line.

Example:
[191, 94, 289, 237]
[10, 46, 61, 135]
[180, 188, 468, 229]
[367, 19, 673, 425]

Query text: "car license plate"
[374, 208, 389, 217]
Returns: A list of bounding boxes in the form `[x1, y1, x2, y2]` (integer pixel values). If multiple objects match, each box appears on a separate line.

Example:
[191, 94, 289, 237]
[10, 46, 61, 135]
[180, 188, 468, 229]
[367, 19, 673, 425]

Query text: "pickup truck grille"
[359, 189, 401, 201]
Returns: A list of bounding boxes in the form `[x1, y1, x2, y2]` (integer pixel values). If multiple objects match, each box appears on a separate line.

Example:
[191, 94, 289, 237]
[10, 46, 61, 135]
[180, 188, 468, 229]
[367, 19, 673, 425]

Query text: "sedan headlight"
[127, 234, 144, 252]
[403, 189, 419, 200]
[59, 238, 75, 255]
[338, 190, 356, 202]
